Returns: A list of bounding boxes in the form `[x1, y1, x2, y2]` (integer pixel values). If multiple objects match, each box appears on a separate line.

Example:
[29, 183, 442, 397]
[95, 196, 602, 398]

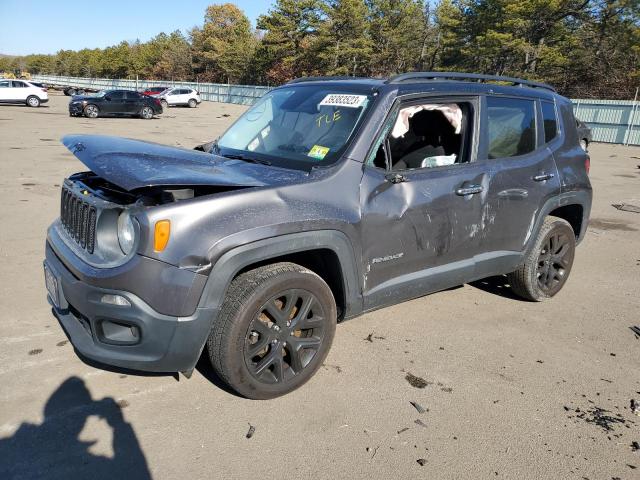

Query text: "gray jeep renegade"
[44, 72, 592, 399]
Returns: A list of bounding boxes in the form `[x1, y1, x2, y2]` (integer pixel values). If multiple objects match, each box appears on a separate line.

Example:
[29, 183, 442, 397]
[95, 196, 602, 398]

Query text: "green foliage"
[3, 1, 638, 98]
[191, 3, 258, 82]
[256, 0, 324, 83]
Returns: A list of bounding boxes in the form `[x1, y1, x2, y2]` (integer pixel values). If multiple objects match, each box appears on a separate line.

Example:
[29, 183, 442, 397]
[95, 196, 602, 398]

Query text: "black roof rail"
[287, 76, 372, 84]
[386, 72, 556, 92]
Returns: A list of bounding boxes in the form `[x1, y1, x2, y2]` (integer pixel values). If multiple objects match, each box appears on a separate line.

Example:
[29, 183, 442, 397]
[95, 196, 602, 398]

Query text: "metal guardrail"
[32, 74, 272, 106]
[32, 75, 639, 146]
[572, 98, 639, 146]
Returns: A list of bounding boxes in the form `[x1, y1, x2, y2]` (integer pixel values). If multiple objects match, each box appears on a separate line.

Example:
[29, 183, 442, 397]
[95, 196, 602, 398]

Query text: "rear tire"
[207, 262, 337, 399]
[140, 106, 154, 119]
[508, 216, 576, 301]
[26, 96, 40, 107]
[188, 98, 197, 108]
[67, 88, 76, 96]
[84, 104, 99, 118]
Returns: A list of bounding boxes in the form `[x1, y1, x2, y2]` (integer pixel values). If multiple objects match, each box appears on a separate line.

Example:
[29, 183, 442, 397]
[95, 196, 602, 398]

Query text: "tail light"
[585, 155, 590, 175]
[41, 88, 47, 92]
[154, 98, 162, 107]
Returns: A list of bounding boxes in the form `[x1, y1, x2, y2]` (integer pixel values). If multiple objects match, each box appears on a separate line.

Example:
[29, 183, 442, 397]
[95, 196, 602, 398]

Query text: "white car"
[0, 79, 48, 107]
[159, 87, 201, 108]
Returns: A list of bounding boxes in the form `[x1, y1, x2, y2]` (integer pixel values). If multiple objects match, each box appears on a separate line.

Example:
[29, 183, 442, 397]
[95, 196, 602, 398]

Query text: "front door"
[359, 95, 487, 310]
[0, 80, 12, 101]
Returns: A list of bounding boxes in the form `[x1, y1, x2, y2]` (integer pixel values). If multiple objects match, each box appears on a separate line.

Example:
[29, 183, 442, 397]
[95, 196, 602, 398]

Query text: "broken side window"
[376, 102, 473, 171]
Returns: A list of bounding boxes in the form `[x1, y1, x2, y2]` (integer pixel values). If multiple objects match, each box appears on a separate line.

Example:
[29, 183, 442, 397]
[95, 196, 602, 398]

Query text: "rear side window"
[125, 91, 141, 99]
[541, 101, 558, 142]
[486, 97, 536, 159]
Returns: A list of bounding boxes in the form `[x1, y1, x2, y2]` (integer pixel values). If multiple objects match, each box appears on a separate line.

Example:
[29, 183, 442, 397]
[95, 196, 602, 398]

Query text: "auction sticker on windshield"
[308, 145, 330, 160]
[319, 94, 367, 108]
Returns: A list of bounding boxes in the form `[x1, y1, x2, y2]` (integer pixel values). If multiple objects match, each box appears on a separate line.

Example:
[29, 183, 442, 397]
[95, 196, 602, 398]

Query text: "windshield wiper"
[220, 153, 272, 166]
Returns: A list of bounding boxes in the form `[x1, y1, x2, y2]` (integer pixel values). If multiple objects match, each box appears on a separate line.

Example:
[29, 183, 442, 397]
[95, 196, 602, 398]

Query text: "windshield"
[216, 86, 373, 169]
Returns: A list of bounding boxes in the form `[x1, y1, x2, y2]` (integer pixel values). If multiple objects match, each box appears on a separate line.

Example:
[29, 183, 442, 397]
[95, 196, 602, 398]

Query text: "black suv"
[45, 72, 592, 399]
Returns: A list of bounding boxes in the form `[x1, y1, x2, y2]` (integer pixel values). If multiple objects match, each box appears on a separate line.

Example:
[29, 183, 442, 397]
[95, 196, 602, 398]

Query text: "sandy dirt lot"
[0, 93, 639, 480]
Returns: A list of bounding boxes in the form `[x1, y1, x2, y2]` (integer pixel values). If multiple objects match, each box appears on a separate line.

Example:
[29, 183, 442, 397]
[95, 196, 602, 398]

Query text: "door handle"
[533, 173, 555, 182]
[455, 184, 483, 196]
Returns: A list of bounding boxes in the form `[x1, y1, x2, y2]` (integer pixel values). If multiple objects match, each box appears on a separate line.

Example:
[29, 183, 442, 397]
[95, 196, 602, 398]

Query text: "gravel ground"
[0, 92, 639, 480]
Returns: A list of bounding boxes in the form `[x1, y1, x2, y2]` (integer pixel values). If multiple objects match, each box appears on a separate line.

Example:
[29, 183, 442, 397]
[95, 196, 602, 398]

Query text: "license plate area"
[44, 263, 60, 308]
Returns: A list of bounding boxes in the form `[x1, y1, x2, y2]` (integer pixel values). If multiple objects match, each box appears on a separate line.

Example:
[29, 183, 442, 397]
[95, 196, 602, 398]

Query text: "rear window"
[486, 97, 536, 159]
[541, 101, 558, 142]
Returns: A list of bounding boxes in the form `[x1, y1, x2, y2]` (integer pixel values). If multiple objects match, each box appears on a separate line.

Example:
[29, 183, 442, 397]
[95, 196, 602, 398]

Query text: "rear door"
[475, 95, 561, 277]
[10, 81, 29, 101]
[123, 91, 142, 114]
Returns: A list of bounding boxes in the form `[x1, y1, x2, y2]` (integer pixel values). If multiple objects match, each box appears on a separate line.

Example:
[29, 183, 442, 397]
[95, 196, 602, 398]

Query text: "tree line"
[1, 0, 639, 99]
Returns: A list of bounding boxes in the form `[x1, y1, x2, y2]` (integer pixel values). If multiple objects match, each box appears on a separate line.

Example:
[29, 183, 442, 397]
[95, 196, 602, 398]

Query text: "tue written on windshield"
[216, 87, 372, 168]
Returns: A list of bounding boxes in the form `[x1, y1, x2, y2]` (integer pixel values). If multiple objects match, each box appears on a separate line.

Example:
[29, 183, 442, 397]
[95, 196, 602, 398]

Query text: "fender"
[197, 230, 363, 319]
[522, 190, 592, 257]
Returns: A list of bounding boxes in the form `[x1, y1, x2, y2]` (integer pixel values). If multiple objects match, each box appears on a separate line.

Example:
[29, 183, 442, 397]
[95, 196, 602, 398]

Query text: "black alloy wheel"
[508, 216, 576, 301]
[207, 262, 337, 399]
[244, 289, 328, 384]
[536, 229, 574, 295]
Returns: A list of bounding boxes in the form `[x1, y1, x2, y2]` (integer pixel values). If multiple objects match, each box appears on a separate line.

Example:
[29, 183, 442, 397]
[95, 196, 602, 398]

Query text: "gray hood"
[62, 134, 306, 192]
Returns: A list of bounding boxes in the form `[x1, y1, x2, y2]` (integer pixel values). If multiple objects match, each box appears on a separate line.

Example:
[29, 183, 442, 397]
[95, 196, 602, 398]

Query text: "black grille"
[60, 186, 97, 253]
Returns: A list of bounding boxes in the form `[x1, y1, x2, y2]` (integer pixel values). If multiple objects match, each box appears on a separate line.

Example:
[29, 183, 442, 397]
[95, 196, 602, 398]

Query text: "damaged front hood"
[62, 134, 306, 191]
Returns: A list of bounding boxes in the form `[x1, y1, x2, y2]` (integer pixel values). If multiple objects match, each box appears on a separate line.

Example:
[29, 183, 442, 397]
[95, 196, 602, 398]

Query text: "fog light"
[101, 294, 131, 307]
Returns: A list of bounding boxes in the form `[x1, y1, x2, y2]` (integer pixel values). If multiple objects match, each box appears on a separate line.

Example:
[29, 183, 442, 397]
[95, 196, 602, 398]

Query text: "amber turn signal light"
[154, 220, 170, 252]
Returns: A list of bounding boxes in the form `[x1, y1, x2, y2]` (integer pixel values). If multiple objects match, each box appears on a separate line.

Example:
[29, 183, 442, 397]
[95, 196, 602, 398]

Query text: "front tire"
[84, 104, 99, 118]
[188, 98, 197, 108]
[140, 106, 154, 119]
[160, 99, 168, 109]
[508, 216, 576, 301]
[26, 96, 40, 107]
[207, 262, 337, 399]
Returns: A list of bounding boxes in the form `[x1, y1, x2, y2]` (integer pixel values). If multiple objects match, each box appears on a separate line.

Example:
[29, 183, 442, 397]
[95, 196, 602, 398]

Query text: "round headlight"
[117, 211, 136, 254]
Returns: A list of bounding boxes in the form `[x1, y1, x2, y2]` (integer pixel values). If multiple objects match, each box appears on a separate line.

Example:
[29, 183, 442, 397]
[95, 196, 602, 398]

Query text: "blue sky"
[0, 1, 275, 56]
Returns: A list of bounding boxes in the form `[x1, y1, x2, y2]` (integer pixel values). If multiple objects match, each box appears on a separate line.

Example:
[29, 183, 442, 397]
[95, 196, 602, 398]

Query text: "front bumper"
[45, 243, 217, 373]
[68, 102, 83, 115]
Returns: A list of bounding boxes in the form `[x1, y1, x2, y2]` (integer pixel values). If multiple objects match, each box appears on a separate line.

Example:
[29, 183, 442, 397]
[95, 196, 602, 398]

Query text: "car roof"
[280, 72, 561, 102]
